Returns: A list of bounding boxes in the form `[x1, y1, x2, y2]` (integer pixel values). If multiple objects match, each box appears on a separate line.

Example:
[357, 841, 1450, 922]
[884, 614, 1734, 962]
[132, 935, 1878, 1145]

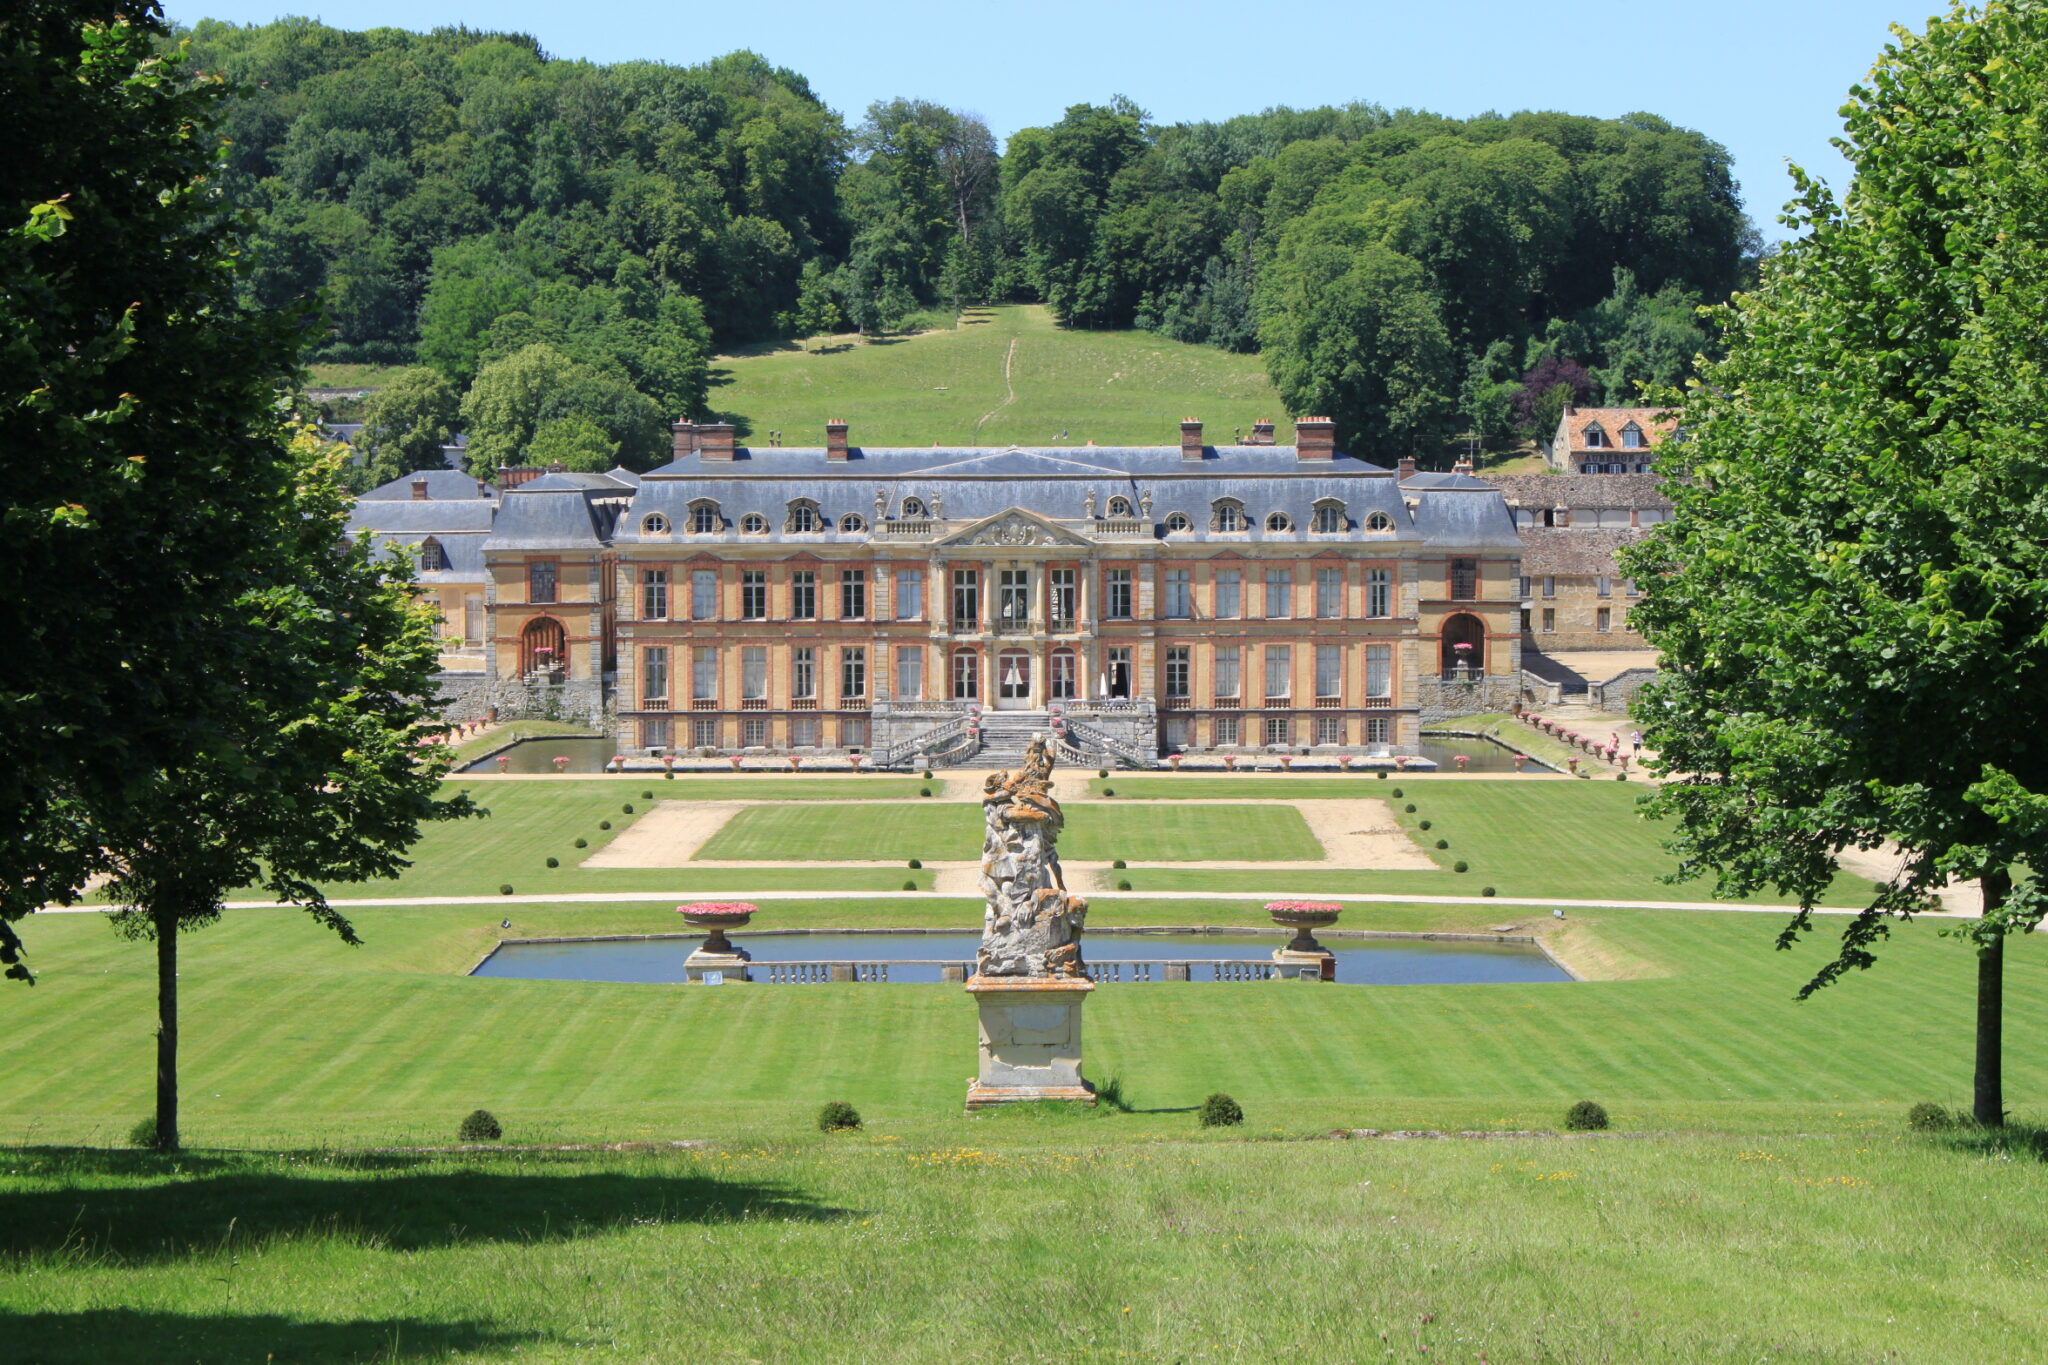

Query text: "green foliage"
[457, 1108, 503, 1142]
[127, 1115, 158, 1150]
[1116, 879, 1133, 891]
[1454, 861, 1469, 873]
[460, 344, 666, 472]
[919, 787, 931, 797]
[1112, 859, 1126, 870]
[1564, 1100, 1609, 1132]
[544, 856, 558, 869]
[573, 837, 588, 849]
[902, 879, 917, 891]
[1908, 1102, 1956, 1133]
[499, 883, 514, 895]
[1481, 886, 1496, 897]
[1404, 804, 1417, 814]
[1197, 1092, 1244, 1128]
[622, 803, 634, 814]
[1390, 788, 1403, 798]
[643, 791, 654, 799]
[906, 858, 922, 869]
[1419, 820, 1432, 830]
[1101, 788, 1115, 797]
[352, 366, 460, 488]
[817, 1100, 862, 1132]
[598, 820, 611, 830]
[1435, 839, 1449, 850]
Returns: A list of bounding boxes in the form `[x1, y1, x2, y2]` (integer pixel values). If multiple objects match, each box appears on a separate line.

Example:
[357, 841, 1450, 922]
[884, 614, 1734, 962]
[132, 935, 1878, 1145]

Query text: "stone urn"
[678, 901, 757, 982]
[1265, 900, 1342, 980]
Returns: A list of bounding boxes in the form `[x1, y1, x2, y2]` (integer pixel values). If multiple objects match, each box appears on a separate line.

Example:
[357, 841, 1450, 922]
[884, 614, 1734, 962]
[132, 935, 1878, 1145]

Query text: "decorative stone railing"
[745, 959, 1290, 984]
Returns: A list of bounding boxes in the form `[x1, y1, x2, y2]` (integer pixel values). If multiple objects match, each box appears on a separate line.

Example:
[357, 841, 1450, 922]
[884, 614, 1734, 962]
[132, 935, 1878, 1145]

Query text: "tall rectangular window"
[791, 570, 817, 620]
[1315, 644, 1341, 699]
[792, 646, 816, 698]
[693, 717, 718, 749]
[1105, 568, 1132, 619]
[1626, 579, 1640, 598]
[839, 569, 867, 619]
[1165, 646, 1191, 699]
[1366, 716, 1391, 745]
[1315, 715, 1342, 745]
[895, 567, 924, 620]
[895, 645, 924, 700]
[1596, 607, 1612, 632]
[839, 716, 869, 749]
[952, 568, 980, 630]
[641, 568, 668, 620]
[841, 646, 866, 699]
[741, 570, 766, 620]
[641, 646, 669, 705]
[1214, 569, 1241, 619]
[640, 717, 671, 749]
[1264, 567, 1292, 618]
[692, 646, 717, 700]
[528, 561, 558, 604]
[1542, 576, 1556, 599]
[742, 717, 767, 747]
[1596, 576, 1612, 598]
[1315, 567, 1342, 619]
[1263, 715, 1292, 746]
[1541, 608, 1556, 633]
[1264, 645, 1292, 701]
[463, 595, 483, 644]
[692, 569, 718, 620]
[1213, 715, 1239, 746]
[1213, 646, 1241, 702]
[791, 716, 817, 747]
[1451, 558, 1478, 600]
[997, 568, 1030, 627]
[1163, 568, 1192, 619]
[1367, 567, 1392, 618]
[741, 646, 767, 699]
[1366, 644, 1392, 698]
[1049, 568, 1076, 628]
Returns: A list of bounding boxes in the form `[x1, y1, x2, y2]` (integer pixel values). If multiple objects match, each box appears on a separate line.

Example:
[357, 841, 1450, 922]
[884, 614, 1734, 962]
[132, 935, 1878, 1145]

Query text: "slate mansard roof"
[611, 444, 1521, 549]
[346, 498, 496, 581]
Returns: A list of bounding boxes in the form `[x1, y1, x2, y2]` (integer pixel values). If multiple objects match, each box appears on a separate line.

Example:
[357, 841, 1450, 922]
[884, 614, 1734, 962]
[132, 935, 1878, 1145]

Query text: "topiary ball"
[623, 803, 635, 814]
[922, 770, 934, 780]
[1197, 1092, 1244, 1128]
[1481, 886, 1497, 897]
[902, 879, 918, 891]
[1102, 787, 1115, 797]
[1564, 1100, 1609, 1132]
[818, 1100, 862, 1132]
[1418, 819, 1432, 831]
[907, 858, 922, 869]
[1116, 879, 1133, 891]
[1435, 839, 1449, 850]
[545, 856, 559, 869]
[1377, 771, 1388, 780]
[1112, 859, 1127, 869]
[458, 1108, 503, 1141]
[1390, 787, 1403, 798]
[1404, 803, 1417, 813]
[573, 837, 588, 849]
[499, 883, 514, 896]
[643, 790, 654, 799]
[1453, 860, 1469, 873]
[919, 787, 932, 797]
[1616, 772, 1628, 781]
[664, 771, 675, 779]
[599, 820, 612, 830]
[1908, 1101, 1955, 1132]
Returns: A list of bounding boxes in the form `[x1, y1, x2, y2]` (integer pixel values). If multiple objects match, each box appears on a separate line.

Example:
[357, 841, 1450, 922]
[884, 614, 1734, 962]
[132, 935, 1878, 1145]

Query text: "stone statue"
[930, 491, 945, 519]
[874, 486, 888, 519]
[1139, 488, 1153, 517]
[975, 734, 1088, 978]
[1084, 488, 1098, 519]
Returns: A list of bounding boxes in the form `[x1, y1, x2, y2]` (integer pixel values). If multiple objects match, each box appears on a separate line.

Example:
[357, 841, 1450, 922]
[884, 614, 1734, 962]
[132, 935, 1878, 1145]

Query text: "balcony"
[790, 697, 817, 711]
[1048, 615, 1076, 634]
[1161, 696, 1191, 711]
[1314, 696, 1342, 709]
[642, 697, 671, 712]
[691, 698, 718, 711]
[1262, 695, 1293, 709]
[874, 519, 934, 539]
[1211, 696, 1241, 710]
[1095, 517, 1146, 537]
[840, 697, 870, 712]
[1364, 696, 1394, 710]
[741, 697, 767, 711]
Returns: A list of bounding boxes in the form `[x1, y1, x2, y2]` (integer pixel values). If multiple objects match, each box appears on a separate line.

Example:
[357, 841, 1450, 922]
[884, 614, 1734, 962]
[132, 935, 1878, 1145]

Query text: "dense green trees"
[1623, 1, 2048, 1127]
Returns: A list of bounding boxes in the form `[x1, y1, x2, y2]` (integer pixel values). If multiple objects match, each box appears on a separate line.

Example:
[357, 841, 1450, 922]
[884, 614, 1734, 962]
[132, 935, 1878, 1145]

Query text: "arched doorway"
[1440, 614, 1485, 679]
[522, 616, 567, 677]
[995, 649, 1032, 709]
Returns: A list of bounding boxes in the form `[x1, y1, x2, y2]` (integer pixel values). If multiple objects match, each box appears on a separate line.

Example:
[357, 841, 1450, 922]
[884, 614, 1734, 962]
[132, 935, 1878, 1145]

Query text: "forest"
[180, 18, 1758, 478]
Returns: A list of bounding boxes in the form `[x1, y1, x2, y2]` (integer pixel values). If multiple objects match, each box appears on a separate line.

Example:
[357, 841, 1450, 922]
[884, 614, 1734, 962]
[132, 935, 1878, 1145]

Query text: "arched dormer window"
[641, 512, 670, 536]
[786, 499, 821, 533]
[419, 536, 449, 571]
[1106, 495, 1134, 518]
[839, 513, 866, 533]
[1583, 424, 1607, 449]
[1620, 422, 1646, 449]
[1311, 500, 1345, 533]
[1265, 512, 1292, 533]
[688, 500, 720, 534]
[1211, 498, 1245, 533]
[1164, 511, 1192, 533]
[1364, 511, 1395, 533]
[900, 496, 927, 518]
[740, 513, 768, 534]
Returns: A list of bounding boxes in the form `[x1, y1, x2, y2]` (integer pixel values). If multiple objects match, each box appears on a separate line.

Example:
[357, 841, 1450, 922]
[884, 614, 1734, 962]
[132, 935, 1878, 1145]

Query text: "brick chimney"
[410, 477, 429, 501]
[698, 422, 736, 462]
[670, 419, 698, 460]
[1295, 416, 1335, 462]
[1397, 456, 1417, 480]
[1179, 419, 1204, 462]
[1249, 419, 1275, 446]
[826, 419, 849, 461]
[1452, 454, 1474, 476]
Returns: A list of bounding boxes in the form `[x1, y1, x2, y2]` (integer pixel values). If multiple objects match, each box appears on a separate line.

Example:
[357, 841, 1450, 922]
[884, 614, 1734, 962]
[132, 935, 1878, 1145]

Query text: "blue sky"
[163, 0, 1928, 238]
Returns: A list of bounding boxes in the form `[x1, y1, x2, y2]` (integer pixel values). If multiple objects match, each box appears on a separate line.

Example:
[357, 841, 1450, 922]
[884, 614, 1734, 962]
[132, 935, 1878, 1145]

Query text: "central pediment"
[936, 507, 1097, 549]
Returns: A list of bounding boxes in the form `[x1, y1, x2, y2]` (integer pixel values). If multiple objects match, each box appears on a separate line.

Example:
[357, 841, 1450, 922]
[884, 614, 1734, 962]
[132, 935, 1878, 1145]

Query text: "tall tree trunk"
[154, 900, 179, 1152]
[1974, 866, 2012, 1129]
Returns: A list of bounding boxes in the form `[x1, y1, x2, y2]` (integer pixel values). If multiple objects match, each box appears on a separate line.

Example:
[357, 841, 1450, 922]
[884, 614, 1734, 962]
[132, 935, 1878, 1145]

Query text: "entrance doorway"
[1105, 647, 1132, 699]
[996, 650, 1032, 708]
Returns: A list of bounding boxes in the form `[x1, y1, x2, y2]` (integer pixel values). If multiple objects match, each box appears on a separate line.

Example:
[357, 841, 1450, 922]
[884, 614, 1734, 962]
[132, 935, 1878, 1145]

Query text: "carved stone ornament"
[976, 735, 1089, 978]
[1084, 488, 1098, 518]
[962, 515, 1062, 547]
[1139, 489, 1153, 516]
[930, 492, 945, 519]
[874, 486, 888, 517]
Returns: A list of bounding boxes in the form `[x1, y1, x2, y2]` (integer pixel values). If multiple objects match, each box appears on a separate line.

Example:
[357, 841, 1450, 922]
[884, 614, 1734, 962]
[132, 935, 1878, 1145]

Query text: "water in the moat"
[471, 932, 1572, 986]
[463, 736, 614, 773]
[1414, 737, 1548, 773]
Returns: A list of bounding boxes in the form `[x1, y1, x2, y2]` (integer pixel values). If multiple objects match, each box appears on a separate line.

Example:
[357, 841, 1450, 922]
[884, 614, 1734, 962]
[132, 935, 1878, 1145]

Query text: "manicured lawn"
[695, 802, 1324, 863]
[713, 304, 1285, 447]
[1094, 778, 1872, 906]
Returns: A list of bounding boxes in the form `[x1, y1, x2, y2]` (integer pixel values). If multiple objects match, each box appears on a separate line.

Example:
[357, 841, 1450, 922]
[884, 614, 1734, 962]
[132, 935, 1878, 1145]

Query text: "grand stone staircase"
[973, 711, 1051, 769]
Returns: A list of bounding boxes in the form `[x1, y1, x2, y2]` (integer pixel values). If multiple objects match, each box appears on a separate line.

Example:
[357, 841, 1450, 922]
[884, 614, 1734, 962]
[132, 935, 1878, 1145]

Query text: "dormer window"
[641, 513, 670, 536]
[786, 499, 821, 533]
[1364, 511, 1395, 533]
[1311, 500, 1345, 533]
[901, 496, 926, 518]
[839, 513, 866, 533]
[741, 513, 768, 534]
[1620, 422, 1646, 450]
[688, 500, 720, 534]
[1106, 495, 1133, 518]
[1265, 512, 1292, 533]
[1583, 425, 1607, 449]
[1164, 512, 1192, 533]
[419, 536, 449, 571]
[1211, 498, 1245, 532]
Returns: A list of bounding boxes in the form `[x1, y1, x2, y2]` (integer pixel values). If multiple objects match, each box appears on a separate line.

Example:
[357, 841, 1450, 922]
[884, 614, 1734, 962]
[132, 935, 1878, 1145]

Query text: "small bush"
[919, 787, 932, 797]
[1116, 879, 1133, 891]
[573, 837, 588, 849]
[1616, 772, 1628, 781]
[1099, 769, 1108, 778]
[1198, 1092, 1244, 1128]
[1434, 838, 1449, 850]
[458, 1108, 503, 1141]
[907, 858, 922, 869]
[127, 1115, 158, 1149]
[1564, 1100, 1609, 1132]
[1112, 858, 1126, 869]
[1377, 771, 1388, 780]
[1481, 886, 1496, 897]
[902, 879, 918, 891]
[1453, 860, 1469, 873]
[599, 820, 612, 830]
[622, 803, 635, 814]
[1102, 787, 1115, 797]
[818, 1100, 862, 1132]
[545, 856, 559, 869]
[922, 770, 934, 780]
[499, 883, 514, 895]
[1418, 819, 1432, 831]
[1390, 787, 1403, 798]
[664, 771, 675, 780]
[1095, 1074, 1133, 1112]
[643, 790, 654, 799]
[1404, 803, 1417, 813]
[1908, 1102, 1956, 1132]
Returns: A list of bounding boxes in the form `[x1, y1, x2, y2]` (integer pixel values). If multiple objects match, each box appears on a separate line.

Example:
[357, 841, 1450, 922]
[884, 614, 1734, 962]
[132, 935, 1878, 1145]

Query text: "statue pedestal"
[685, 946, 751, 983]
[1271, 949, 1334, 982]
[963, 975, 1096, 1109]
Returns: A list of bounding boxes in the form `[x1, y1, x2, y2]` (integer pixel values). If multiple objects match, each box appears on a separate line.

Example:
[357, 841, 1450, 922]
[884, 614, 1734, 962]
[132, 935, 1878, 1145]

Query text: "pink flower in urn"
[1279, 755, 1294, 771]
[677, 900, 758, 954]
[662, 755, 676, 771]
[789, 755, 803, 771]
[1167, 753, 1183, 770]
[1266, 900, 1343, 915]
[728, 755, 743, 771]
[1337, 754, 1353, 770]
[1394, 755, 1409, 771]
[849, 754, 864, 771]
[495, 756, 510, 771]
[1455, 754, 1469, 770]
[552, 755, 570, 772]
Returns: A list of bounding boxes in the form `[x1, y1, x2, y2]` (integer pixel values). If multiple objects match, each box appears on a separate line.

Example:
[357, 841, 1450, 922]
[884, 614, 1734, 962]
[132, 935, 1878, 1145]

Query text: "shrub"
[907, 858, 922, 869]
[1453, 860, 1469, 873]
[1116, 879, 1133, 891]
[1434, 839, 1449, 850]
[1481, 886, 1497, 897]
[1102, 787, 1115, 797]
[665, 771, 675, 780]
[1616, 772, 1628, 781]
[573, 837, 588, 849]
[1564, 1100, 1609, 1132]
[1404, 803, 1417, 813]
[642, 790, 653, 799]
[623, 803, 635, 814]
[599, 819, 612, 830]
[1908, 1102, 1956, 1132]
[1198, 1092, 1244, 1128]
[1112, 858, 1126, 869]
[545, 856, 559, 869]
[902, 879, 918, 891]
[923, 770, 934, 780]
[499, 883, 514, 895]
[1377, 771, 1388, 780]
[127, 1115, 157, 1149]
[818, 1100, 862, 1132]
[1390, 788, 1403, 798]
[1418, 819, 1432, 831]
[1095, 1073, 1133, 1112]
[919, 787, 932, 797]
[458, 1109, 504, 1141]
[1099, 769, 1108, 778]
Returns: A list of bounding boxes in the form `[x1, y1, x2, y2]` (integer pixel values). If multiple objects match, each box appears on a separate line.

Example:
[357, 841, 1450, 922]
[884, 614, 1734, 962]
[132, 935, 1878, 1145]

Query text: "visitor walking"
[1630, 730, 1643, 756]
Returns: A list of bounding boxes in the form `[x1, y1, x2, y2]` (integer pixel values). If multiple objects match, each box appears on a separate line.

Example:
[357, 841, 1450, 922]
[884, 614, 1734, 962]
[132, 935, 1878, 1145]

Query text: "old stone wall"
[1528, 578, 1646, 650]
[1415, 675, 1522, 722]
[1589, 667, 1660, 714]
[433, 671, 613, 732]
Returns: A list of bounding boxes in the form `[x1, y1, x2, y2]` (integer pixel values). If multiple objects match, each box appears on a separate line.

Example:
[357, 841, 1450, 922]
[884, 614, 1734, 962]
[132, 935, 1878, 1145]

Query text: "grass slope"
[712, 305, 1286, 447]
[695, 802, 1323, 863]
